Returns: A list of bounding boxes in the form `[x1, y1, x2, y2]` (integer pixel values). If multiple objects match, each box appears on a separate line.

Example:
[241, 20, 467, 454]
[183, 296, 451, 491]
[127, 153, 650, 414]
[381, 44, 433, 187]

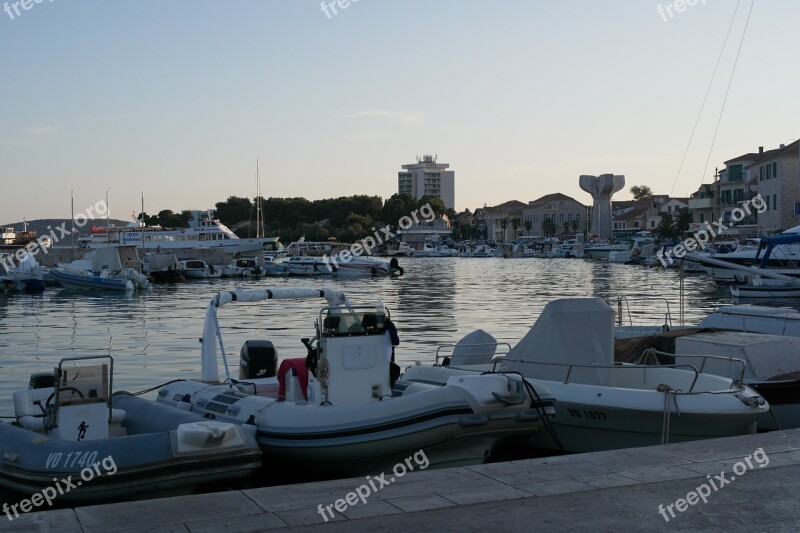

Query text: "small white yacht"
[81, 211, 280, 255]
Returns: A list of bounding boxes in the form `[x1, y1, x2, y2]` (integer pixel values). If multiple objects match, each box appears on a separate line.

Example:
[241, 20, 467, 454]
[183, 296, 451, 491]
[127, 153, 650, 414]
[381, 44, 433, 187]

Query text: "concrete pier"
[6, 430, 800, 532]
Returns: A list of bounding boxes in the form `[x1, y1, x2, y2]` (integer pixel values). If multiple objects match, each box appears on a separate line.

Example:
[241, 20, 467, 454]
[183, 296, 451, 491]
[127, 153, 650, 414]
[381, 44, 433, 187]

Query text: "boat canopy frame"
[200, 288, 352, 383]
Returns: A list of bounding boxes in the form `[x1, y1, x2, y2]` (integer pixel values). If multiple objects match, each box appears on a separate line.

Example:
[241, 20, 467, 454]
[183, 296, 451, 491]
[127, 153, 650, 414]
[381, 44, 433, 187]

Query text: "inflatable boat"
[156, 288, 555, 476]
[0, 356, 262, 502]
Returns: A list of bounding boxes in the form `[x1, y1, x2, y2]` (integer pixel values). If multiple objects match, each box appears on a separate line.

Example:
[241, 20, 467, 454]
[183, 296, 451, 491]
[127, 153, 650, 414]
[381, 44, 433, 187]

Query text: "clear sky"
[1, 0, 797, 224]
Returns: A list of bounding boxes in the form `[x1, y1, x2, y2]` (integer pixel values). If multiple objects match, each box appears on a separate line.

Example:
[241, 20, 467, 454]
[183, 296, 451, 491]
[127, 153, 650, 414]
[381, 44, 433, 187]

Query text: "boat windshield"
[320, 307, 387, 337]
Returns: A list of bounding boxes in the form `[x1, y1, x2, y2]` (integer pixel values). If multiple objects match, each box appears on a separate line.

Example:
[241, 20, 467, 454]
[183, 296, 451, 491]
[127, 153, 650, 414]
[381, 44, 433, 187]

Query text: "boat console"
[13, 356, 126, 440]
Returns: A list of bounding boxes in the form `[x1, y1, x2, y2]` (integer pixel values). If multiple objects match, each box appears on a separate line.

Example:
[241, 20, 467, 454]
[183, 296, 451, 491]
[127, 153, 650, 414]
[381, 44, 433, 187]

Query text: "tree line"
[139, 194, 451, 243]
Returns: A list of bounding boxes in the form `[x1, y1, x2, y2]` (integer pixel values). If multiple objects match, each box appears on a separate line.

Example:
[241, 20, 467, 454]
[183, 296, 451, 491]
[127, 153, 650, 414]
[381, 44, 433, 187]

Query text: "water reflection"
[1, 258, 799, 416]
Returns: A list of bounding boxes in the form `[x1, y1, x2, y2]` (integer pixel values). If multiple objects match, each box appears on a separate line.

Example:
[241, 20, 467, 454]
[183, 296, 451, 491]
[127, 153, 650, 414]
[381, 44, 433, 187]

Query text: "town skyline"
[2, 1, 798, 223]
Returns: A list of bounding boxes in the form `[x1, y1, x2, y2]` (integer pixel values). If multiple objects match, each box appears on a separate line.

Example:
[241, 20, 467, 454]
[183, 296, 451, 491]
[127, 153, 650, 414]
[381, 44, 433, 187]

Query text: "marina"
[3, 257, 798, 509]
[3, 1, 799, 529]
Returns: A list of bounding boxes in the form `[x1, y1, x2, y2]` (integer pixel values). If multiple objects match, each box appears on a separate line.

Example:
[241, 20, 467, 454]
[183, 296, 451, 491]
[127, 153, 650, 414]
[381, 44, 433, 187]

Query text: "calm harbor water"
[0, 257, 773, 417]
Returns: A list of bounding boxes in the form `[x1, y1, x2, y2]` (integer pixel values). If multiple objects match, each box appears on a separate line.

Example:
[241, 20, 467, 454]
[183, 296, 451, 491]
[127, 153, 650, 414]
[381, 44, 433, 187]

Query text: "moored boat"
[50, 246, 150, 292]
[0, 356, 262, 502]
[179, 258, 223, 279]
[281, 255, 401, 277]
[222, 257, 262, 277]
[142, 252, 185, 283]
[731, 277, 800, 298]
[155, 288, 555, 476]
[399, 298, 768, 453]
[81, 210, 280, 255]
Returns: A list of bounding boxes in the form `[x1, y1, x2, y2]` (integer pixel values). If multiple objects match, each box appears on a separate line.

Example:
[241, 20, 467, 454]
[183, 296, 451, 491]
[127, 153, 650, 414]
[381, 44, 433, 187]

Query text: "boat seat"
[13, 387, 54, 432]
[361, 313, 379, 332]
[323, 316, 341, 335]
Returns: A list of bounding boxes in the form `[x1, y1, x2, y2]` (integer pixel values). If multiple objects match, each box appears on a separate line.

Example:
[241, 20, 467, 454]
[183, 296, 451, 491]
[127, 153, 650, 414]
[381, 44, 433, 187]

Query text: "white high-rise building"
[398, 154, 455, 209]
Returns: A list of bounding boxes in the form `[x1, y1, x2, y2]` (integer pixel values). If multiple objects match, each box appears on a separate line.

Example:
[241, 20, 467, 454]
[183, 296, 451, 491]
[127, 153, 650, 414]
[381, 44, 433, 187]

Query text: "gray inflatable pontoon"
[0, 356, 262, 502]
[157, 288, 556, 476]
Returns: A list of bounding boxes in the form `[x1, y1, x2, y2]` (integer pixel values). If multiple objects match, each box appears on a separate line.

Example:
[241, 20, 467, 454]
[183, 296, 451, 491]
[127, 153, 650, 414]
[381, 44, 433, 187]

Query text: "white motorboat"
[617, 329, 800, 431]
[400, 298, 768, 453]
[222, 258, 263, 277]
[50, 246, 150, 291]
[384, 242, 415, 257]
[697, 231, 800, 281]
[1, 355, 262, 501]
[584, 242, 629, 261]
[414, 243, 446, 257]
[282, 255, 401, 277]
[0, 251, 45, 292]
[155, 288, 555, 475]
[731, 277, 800, 298]
[260, 256, 290, 276]
[279, 256, 333, 276]
[142, 252, 185, 283]
[697, 303, 800, 336]
[614, 299, 800, 431]
[607, 237, 655, 264]
[80, 211, 280, 255]
[460, 244, 496, 258]
[179, 259, 223, 279]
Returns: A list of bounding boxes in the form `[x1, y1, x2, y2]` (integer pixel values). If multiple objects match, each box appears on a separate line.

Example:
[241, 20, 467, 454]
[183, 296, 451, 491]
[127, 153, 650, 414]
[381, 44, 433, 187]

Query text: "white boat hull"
[585, 245, 628, 261]
[529, 381, 760, 452]
[731, 284, 800, 298]
[157, 377, 552, 475]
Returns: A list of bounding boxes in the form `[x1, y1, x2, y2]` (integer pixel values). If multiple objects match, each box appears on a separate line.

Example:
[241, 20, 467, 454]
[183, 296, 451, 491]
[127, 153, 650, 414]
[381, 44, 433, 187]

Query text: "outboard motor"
[239, 340, 278, 379]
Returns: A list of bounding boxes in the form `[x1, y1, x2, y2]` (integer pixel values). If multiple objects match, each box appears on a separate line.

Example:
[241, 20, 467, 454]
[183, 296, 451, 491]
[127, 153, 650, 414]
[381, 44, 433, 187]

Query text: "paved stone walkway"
[6, 430, 800, 532]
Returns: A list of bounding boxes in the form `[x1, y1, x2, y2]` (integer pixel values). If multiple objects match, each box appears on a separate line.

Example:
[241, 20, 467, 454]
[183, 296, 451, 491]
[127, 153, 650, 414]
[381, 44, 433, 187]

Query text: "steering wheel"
[45, 387, 85, 409]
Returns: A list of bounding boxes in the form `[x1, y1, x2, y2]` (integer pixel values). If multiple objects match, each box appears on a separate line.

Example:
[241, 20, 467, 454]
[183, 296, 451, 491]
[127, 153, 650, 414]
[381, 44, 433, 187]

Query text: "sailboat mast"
[105, 191, 110, 244]
[70, 190, 75, 261]
[141, 192, 145, 253]
[256, 159, 262, 239]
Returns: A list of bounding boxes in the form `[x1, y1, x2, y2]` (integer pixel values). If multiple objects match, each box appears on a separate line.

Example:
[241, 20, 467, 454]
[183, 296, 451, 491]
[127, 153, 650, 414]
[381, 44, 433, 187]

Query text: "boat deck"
[10, 429, 800, 532]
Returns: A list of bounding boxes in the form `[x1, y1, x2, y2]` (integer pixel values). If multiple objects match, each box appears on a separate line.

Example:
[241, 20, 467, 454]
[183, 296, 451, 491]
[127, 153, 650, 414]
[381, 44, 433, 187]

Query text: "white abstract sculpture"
[579, 174, 625, 240]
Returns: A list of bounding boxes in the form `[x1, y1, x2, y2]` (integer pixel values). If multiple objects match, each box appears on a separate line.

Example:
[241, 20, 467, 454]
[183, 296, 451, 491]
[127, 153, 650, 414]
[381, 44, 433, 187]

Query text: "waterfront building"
[522, 194, 586, 238]
[688, 140, 799, 237]
[398, 214, 453, 244]
[484, 200, 526, 241]
[398, 155, 455, 209]
[611, 199, 651, 233]
[745, 140, 799, 234]
[688, 183, 716, 230]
